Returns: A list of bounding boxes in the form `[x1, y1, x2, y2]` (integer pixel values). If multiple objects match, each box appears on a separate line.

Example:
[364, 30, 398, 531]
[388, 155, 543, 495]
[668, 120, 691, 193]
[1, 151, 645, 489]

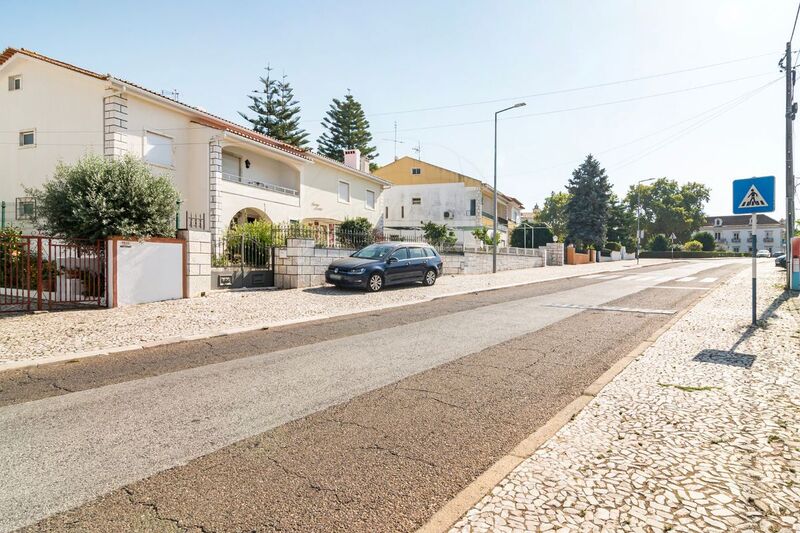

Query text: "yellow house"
[373, 157, 524, 245]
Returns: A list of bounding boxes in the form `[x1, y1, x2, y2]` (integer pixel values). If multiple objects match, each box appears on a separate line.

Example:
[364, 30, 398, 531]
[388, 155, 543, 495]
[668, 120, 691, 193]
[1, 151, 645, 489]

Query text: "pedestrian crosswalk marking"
[738, 184, 768, 209]
[580, 274, 605, 279]
[546, 303, 675, 315]
[699, 277, 717, 283]
[677, 276, 697, 282]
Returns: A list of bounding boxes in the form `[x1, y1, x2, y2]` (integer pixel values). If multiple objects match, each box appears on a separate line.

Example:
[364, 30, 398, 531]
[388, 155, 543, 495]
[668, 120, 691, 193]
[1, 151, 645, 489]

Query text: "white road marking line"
[700, 277, 717, 283]
[545, 303, 676, 315]
[599, 275, 623, 279]
[647, 286, 709, 290]
[580, 274, 606, 279]
[677, 276, 697, 282]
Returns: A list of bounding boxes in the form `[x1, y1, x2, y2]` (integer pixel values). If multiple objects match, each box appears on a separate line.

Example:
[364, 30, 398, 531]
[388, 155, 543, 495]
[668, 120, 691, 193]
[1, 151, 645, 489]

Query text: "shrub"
[692, 231, 715, 251]
[683, 240, 703, 252]
[648, 234, 669, 252]
[335, 217, 373, 249]
[605, 241, 621, 251]
[422, 221, 457, 248]
[28, 154, 179, 242]
[472, 226, 499, 246]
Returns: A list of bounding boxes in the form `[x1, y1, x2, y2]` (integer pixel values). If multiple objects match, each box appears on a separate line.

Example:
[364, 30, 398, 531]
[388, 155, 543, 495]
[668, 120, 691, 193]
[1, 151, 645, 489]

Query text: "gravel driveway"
[0, 260, 672, 363]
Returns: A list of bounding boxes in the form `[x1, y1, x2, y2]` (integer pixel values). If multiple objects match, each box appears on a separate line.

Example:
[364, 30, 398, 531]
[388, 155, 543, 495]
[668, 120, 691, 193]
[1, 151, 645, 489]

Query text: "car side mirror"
[387, 257, 398, 264]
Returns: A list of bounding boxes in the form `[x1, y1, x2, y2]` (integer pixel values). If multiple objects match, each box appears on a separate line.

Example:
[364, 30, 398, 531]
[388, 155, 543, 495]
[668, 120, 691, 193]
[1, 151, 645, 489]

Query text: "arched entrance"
[229, 207, 271, 228]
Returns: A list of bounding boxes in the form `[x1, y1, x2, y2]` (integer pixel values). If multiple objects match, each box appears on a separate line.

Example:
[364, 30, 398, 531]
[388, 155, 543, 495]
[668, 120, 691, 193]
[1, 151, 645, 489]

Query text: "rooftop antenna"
[160, 89, 180, 101]
[381, 122, 405, 161]
[412, 140, 422, 161]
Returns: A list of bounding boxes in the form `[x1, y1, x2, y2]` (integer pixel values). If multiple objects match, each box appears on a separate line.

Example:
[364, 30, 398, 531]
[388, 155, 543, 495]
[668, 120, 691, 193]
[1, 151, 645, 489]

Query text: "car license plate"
[329, 273, 342, 280]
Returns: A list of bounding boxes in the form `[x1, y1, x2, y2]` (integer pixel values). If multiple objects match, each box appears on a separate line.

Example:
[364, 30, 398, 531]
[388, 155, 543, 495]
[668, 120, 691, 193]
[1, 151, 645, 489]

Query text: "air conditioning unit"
[443, 210, 452, 219]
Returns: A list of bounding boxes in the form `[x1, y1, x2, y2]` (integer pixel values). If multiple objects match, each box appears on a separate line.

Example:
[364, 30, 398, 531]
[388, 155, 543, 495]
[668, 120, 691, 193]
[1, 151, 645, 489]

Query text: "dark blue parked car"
[325, 242, 444, 292]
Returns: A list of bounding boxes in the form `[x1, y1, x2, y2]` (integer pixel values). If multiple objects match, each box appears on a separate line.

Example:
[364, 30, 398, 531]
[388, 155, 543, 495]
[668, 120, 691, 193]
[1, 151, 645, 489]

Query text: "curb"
[415, 275, 710, 533]
[0, 260, 674, 373]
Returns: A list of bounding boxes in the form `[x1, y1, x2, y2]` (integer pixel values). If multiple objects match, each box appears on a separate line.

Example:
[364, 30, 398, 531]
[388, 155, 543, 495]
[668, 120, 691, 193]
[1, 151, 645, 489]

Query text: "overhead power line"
[374, 72, 775, 134]
[791, 1, 800, 43]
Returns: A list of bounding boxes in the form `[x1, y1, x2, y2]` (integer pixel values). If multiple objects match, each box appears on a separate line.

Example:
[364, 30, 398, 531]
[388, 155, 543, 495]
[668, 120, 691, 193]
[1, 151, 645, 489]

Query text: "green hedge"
[640, 251, 750, 258]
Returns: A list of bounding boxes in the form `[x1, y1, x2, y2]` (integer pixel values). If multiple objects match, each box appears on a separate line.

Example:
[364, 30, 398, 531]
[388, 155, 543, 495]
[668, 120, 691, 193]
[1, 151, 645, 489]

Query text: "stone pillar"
[209, 139, 223, 244]
[547, 242, 565, 266]
[103, 92, 128, 158]
[178, 229, 211, 296]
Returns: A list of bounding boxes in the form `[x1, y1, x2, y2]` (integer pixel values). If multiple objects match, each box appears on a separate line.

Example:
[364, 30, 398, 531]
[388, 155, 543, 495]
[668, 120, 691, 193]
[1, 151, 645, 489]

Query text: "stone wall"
[273, 239, 547, 289]
[177, 229, 211, 296]
[545, 242, 564, 266]
[274, 238, 352, 289]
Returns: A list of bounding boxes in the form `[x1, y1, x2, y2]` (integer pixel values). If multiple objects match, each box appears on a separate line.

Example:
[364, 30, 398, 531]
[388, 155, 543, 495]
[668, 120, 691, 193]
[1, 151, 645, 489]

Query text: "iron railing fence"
[212, 234, 274, 268]
[0, 234, 106, 312]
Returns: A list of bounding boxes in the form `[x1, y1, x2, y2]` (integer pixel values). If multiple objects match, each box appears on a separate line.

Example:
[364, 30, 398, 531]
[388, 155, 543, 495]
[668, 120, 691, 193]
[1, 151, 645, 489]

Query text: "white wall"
[300, 160, 385, 225]
[701, 224, 785, 253]
[108, 239, 184, 306]
[0, 54, 106, 230]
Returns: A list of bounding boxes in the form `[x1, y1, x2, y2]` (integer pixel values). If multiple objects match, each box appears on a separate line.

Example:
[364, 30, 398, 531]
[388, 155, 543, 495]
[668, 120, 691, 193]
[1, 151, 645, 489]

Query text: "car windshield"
[352, 244, 394, 259]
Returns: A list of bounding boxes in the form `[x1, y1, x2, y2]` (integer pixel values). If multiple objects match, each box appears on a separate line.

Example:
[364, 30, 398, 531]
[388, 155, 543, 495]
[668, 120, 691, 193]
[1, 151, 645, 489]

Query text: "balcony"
[222, 172, 298, 197]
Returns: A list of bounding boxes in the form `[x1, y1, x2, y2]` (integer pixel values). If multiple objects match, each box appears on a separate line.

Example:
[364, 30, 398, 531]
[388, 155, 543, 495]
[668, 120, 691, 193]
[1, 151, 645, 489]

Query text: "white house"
[699, 215, 786, 254]
[0, 47, 390, 241]
[373, 157, 524, 246]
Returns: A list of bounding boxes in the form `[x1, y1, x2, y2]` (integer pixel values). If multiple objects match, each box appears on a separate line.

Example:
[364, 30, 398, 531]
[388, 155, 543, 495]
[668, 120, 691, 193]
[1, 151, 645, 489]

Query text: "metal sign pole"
[751, 214, 757, 325]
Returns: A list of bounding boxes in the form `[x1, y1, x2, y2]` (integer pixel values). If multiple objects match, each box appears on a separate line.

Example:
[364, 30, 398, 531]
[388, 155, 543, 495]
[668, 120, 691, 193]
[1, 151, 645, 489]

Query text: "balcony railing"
[481, 211, 509, 225]
[222, 172, 299, 197]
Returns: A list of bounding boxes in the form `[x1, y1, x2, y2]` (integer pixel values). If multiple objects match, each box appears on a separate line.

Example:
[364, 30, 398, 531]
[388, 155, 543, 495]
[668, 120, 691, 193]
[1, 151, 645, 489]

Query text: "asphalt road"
[0, 259, 747, 532]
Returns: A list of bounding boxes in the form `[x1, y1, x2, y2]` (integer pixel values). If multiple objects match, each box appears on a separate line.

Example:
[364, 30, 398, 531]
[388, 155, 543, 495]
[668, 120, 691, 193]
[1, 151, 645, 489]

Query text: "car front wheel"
[423, 269, 437, 286]
[367, 273, 384, 292]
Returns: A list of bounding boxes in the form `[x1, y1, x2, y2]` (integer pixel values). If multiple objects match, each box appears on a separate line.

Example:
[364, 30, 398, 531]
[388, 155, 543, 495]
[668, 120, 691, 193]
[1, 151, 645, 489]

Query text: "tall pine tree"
[239, 66, 308, 147]
[317, 92, 378, 164]
[565, 154, 612, 249]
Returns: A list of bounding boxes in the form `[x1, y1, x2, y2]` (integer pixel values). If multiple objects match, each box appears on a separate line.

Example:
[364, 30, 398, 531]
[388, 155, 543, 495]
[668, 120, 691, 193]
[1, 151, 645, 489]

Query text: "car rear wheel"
[367, 273, 384, 292]
[423, 268, 437, 286]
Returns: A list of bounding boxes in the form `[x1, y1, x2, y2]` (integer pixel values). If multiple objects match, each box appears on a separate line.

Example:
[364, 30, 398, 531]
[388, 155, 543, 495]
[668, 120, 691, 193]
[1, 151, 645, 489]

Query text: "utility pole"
[784, 41, 796, 289]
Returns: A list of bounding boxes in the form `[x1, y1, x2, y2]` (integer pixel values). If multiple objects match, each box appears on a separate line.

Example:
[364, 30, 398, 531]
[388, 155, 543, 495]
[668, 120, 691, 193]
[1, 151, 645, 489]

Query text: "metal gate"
[0, 235, 106, 313]
[211, 235, 275, 289]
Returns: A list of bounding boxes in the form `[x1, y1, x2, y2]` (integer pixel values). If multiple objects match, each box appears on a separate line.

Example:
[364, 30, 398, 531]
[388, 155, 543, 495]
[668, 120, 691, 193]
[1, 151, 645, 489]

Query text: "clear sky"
[4, 0, 797, 218]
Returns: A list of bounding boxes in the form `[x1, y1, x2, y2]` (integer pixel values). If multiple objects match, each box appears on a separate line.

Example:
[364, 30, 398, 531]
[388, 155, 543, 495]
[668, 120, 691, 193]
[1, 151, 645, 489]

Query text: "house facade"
[0, 48, 389, 242]
[373, 157, 523, 245]
[699, 215, 786, 254]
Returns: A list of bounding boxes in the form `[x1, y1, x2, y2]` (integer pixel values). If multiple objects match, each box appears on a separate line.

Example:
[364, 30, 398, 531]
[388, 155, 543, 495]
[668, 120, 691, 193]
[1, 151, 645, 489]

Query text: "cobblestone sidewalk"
[0, 259, 671, 363]
[451, 265, 800, 533]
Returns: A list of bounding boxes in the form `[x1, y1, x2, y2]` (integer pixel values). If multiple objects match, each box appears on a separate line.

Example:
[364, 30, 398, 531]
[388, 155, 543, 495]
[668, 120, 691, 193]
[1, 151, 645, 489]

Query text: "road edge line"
[415, 281, 704, 533]
[0, 260, 674, 372]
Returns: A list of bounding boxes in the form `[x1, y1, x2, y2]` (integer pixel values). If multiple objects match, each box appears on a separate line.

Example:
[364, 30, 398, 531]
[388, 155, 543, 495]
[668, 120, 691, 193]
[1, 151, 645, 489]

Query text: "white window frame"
[411, 167, 421, 175]
[365, 189, 376, 210]
[337, 180, 351, 204]
[8, 75, 22, 91]
[18, 129, 36, 148]
[142, 130, 174, 168]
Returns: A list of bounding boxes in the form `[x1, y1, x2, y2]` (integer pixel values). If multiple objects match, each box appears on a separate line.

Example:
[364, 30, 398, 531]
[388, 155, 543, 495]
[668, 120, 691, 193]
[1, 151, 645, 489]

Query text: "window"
[733, 247, 739, 253]
[714, 232, 721, 241]
[714, 218, 722, 227]
[143, 131, 173, 166]
[385, 206, 389, 218]
[733, 232, 740, 241]
[221, 152, 241, 176]
[408, 247, 425, 259]
[19, 130, 35, 147]
[468, 199, 477, 216]
[390, 248, 409, 260]
[424, 247, 437, 257]
[15, 197, 35, 220]
[401, 206, 405, 218]
[365, 189, 375, 210]
[411, 168, 421, 175]
[8, 75, 21, 91]
[338, 181, 350, 203]
[411, 197, 421, 205]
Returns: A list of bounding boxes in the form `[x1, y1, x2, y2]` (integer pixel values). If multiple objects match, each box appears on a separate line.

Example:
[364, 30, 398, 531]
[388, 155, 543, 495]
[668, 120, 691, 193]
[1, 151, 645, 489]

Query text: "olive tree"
[29, 154, 179, 242]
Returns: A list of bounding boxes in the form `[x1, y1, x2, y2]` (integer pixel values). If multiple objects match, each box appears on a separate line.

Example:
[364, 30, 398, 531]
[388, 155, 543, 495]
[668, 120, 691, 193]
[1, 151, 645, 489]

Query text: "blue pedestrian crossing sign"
[732, 176, 775, 214]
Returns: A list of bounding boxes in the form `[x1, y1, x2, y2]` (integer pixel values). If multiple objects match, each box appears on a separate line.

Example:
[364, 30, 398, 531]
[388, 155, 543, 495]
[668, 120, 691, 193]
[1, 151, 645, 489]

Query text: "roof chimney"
[343, 149, 361, 170]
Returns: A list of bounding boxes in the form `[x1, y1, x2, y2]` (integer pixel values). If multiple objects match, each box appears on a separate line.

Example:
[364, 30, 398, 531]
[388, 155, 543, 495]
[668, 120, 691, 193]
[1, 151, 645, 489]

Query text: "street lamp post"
[635, 177, 656, 265]
[493, 102, 526, 273]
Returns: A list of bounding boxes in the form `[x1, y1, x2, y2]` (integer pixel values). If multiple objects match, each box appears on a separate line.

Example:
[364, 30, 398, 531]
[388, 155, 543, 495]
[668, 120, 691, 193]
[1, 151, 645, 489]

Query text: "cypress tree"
[565, 154, 612, 248]
[317, 92, 378, 163]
